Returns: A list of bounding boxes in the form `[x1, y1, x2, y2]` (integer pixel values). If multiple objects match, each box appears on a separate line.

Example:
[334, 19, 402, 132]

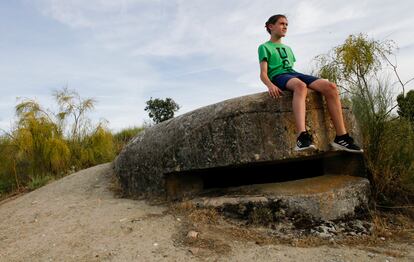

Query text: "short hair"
[265, 14, 287, 34]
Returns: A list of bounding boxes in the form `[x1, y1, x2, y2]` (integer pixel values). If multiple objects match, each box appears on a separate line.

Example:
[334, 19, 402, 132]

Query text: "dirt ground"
[0, 163, 413, 262]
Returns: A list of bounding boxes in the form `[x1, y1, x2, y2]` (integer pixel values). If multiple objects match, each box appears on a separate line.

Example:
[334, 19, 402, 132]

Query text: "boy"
[258, 14, 362, 153]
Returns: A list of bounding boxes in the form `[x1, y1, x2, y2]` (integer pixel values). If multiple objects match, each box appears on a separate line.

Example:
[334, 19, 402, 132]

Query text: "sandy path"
[0, 163, 412, 261]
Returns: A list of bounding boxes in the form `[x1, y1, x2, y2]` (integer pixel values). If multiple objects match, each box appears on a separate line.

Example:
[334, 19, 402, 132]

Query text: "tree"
[53, 87, 96, 140]
[144, 97, 180, 124]
[0, 87, 115, 195]
[397, 90, 414, 122]
[13, 98, 70, 178]
[316, 34, 396, 158]
[315, 34, 414, 201]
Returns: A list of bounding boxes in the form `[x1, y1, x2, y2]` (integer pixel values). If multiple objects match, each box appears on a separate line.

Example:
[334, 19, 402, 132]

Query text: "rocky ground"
[0, 163, 413, 261]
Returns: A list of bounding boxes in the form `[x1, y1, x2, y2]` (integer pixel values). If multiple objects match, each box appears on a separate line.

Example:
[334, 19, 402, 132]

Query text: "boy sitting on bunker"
[258, 14, 363, 153]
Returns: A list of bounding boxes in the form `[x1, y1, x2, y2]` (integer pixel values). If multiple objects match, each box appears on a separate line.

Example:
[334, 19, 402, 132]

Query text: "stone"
[350, 220, 367, 233]
[317, 232, 332, 239]
[188, 247, 200, 255]
[186, 231, 199, 239]
[317, 224, 337, 234]
[114, 91, 365, 198]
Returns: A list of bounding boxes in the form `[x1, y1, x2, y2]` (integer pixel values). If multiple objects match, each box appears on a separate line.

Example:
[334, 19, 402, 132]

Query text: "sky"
[1, 0, 413, 132]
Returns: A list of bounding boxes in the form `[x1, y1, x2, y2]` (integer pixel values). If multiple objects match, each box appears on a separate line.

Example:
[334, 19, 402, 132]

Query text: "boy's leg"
[308, 78, 363, 153]
[272, 74, 315, 151]
[285, 78, 308, 135]
[308, 79, 347, 136]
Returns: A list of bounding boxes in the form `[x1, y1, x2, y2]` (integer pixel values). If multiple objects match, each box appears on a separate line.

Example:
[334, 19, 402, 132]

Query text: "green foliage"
[0, 136, 20, 194]
[0, 88, 119, 196]
[334, 34, 391, 79]
[315, 34, 414, 205]
[12, 98, 70, 178]
[113, 126, 144, 153]
[27, 174, 53, 191]
[397, 90, 414, 122]
[64, 125, 116, 171]
[79, 125, 115, 167]
[144, 97, 180, 124]
[54, 87, 96, 140]
[316, 33, 392, 87]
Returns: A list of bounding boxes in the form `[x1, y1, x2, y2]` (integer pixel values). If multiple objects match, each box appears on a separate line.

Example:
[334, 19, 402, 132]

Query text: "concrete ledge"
[192, 175, 370, 221]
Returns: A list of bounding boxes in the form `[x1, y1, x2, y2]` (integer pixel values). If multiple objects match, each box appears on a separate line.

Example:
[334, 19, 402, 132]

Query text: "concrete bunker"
[114, 91, 369, 220]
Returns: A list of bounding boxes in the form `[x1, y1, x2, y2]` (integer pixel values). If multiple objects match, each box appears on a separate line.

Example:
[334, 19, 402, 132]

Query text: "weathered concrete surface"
[114, 91, 363, 197]
[193, 175, 371, 221]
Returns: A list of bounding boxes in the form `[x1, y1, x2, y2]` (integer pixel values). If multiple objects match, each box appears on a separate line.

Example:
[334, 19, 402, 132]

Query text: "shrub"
[315, 34, 414, 205]
[113, 126, 144, 153]
[0, 88, 119, 196]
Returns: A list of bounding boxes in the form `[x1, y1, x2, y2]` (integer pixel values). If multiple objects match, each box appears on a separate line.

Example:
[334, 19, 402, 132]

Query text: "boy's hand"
[268, 85, 283, 98]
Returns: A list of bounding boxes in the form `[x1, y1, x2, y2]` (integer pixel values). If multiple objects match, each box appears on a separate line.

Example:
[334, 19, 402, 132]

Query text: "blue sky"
[1, 0, 413, 132]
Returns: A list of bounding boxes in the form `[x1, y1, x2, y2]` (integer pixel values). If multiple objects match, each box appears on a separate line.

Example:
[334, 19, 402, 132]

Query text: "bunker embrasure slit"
[165, 155, 330, 199]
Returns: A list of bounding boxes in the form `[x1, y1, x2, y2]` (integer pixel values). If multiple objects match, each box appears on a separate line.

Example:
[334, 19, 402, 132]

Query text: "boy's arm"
[260, 61, 283, 98]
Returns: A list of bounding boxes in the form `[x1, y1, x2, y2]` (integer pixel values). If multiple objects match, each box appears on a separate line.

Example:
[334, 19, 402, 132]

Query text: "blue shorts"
[271, 72, 319, 90]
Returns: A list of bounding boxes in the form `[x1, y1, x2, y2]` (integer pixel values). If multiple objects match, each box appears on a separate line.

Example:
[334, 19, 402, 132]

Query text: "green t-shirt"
[258, 41, 296, 80]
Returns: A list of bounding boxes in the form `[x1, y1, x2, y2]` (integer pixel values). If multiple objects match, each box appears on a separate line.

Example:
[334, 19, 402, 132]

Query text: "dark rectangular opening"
[199, 157, 324, 189]
[164, 152, 365, 199]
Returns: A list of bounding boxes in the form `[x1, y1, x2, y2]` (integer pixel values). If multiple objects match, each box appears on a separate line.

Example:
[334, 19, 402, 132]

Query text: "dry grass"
[188, 208, 220, 225]
[170, 203, 232, 256]
[370, 212, 414, 240]
[168, 201, 414, 256]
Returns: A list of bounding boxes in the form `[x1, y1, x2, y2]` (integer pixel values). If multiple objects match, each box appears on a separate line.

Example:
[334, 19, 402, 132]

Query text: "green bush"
[113, 126, 144, 153]
[397, 90, 414, 123]
[82, 126, 116, 167]
[316, 34, 414, 205]
[27, 174, 54, 191]
[0, 136, 19, 193]
[0, 88, 122, 196]
[0, 169, 16, 196]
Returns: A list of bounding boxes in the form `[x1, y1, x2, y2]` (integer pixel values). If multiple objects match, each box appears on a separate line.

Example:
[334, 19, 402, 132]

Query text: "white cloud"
[1, 0, 413, 132]
[292, 0, 368, 34]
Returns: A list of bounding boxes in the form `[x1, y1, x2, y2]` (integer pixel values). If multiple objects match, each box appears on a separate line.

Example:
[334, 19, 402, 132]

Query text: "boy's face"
[269, 17, 288, 38]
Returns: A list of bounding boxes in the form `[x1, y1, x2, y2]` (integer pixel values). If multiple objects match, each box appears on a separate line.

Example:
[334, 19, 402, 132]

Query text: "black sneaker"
[294, 131, 316, 151]
[331, 133, 363, 153]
